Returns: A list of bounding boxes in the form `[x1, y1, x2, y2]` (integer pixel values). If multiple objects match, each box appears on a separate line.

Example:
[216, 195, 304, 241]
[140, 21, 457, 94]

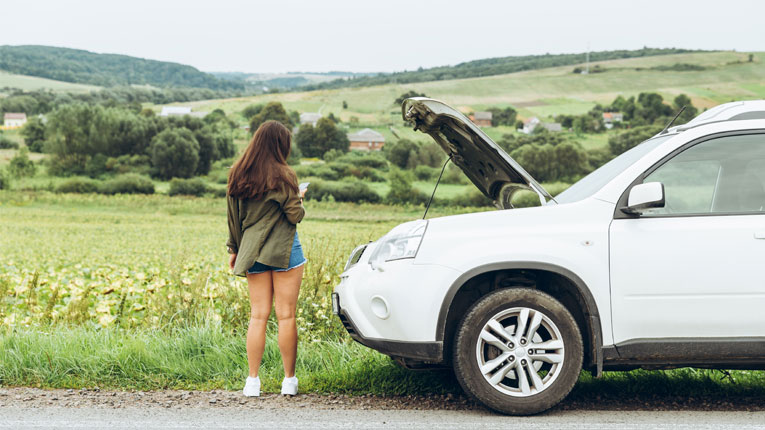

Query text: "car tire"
[452, 288, 583, 415]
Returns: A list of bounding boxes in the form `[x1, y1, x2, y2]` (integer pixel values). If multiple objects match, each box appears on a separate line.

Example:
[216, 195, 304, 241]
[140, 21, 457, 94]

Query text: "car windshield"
[553, 135, 673, 204]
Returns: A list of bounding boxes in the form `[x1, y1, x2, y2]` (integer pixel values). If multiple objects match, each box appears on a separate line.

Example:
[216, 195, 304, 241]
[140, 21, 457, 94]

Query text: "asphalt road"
[3, 406, 765, 430]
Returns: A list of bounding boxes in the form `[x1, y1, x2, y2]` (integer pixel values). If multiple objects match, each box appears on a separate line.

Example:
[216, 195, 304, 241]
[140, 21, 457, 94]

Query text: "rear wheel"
[452, 288, 583, 415]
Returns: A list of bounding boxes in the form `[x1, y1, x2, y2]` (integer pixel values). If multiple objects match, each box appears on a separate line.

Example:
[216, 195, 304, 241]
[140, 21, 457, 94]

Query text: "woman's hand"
[300, 188, 307, 199]
[229, 253, 237, 270]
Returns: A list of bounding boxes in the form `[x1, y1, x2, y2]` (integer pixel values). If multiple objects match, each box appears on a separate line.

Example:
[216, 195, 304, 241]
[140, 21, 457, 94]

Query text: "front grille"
[338, 313, 356, 336]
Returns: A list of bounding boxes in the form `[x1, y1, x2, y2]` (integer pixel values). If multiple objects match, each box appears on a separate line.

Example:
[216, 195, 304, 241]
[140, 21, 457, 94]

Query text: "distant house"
[472, 111, 493, 127]
[520, 117, 540, 134]
[347, 128, 385, 151]
[520, 117, 561, 134]
[2, 113, 27, 129]
[300, 112, 322, 126]
[603, 112, 624, 129]
[160, 106, 192, 117]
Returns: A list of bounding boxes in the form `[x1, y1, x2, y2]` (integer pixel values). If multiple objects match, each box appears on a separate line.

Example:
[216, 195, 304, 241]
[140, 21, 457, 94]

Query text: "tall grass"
[0, 324, 458, 395]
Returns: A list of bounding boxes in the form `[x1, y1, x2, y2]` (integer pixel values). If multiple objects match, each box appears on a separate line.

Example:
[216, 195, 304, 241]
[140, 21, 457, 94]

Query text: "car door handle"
[756, 231, 765, 239]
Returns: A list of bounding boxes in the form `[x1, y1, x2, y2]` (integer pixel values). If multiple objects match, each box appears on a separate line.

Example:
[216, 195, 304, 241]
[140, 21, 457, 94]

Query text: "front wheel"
[452, 288, 583, 415]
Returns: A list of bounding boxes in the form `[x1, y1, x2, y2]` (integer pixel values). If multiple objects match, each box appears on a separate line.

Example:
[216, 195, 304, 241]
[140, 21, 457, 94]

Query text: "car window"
[642, 134, 765, 215]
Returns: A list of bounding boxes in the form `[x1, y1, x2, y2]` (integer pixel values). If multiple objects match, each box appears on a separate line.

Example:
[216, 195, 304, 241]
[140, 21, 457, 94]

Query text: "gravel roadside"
[1, 387, 764, 412]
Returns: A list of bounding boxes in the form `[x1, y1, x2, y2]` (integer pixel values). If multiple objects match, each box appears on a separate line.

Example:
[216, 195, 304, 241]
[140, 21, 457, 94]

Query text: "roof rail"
[669, 100, 765, 134]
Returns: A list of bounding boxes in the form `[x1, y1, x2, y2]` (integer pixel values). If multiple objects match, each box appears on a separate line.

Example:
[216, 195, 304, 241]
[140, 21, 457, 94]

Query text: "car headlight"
[367, 220, 428, 269]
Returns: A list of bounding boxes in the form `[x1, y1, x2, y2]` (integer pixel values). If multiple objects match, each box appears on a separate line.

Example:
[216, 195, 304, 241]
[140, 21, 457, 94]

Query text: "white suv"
[332, 98, 765, 415]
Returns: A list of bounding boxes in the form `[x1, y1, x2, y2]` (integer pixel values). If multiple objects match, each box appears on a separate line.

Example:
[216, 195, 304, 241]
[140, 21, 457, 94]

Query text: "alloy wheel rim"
[475, 306, 565, 397]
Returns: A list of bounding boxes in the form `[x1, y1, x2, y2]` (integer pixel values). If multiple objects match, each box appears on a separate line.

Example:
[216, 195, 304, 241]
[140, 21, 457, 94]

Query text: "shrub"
[0, 135, 19, 149]
[322, 148, 343, 162]
[208, 187, 228, 198]
[335, 152, 389, 170]
[440, 163, 469, 184]
[105, 154, 152, 175]
[350, 166, 386, 182]
[449, 188, 493, 207]
[84, 153, 108, 178]
[305, 180, 381, 203]
[326, 162, 352, 178]
[414, 165, 438, 181]
[168, 177, 208, 197]
[386, 169, 428, 205]
[8, 147, 36, 178]
[99, 174, 155, 195]
[0, 168, 8, 190]
[307, 165, 341, 181]
[55, 177, 100, 194]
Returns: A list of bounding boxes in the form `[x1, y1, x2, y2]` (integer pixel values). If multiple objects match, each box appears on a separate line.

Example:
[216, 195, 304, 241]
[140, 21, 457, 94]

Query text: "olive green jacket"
[227, 188, 305, 277]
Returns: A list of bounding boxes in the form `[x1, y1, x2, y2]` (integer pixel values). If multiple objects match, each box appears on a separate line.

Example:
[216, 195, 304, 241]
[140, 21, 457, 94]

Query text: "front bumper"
[333, 292, 443, 362]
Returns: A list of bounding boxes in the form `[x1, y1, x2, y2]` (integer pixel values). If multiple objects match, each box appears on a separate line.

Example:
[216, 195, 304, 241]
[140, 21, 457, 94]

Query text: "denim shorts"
[246, 232, 307, 274]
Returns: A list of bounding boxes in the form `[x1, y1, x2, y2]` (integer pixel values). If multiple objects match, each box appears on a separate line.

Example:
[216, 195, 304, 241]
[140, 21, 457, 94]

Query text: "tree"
[240, 104, 263, 120]
[509, 142, 588, 182]
[487, 106, 518, 126]
[608, 125, 663, 155]
[149, 128, 200, 179]
[385, 139, 419, 168]
[672, 94, 698, 125]
[249, 102, 293, 132]
[295, 117, 349, 158]
[20, 116, 47, 152]
[192, 126, 219, 175]
[394, 91, 427, 106]
[634, 92, 673, 125]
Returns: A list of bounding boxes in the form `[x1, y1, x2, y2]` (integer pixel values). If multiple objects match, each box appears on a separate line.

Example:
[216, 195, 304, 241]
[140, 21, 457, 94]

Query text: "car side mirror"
[621, 182, 665, 215]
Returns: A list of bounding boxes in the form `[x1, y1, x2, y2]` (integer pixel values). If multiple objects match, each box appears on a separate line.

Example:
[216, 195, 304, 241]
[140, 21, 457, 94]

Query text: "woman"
[226, 120, 306, 397]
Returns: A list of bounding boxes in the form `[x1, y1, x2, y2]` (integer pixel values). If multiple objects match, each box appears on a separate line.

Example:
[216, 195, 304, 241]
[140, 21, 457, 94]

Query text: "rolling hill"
[168, 51, 765, 144]
[0, 45, 243, 91]
[303, 48, 700, 90]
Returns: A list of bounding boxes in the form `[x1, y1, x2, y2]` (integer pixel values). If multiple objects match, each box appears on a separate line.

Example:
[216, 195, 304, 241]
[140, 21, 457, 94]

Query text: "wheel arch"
[438, 262, 604, 375]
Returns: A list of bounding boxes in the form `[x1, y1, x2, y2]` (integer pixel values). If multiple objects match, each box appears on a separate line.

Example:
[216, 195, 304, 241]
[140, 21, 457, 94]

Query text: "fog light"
[370, 295, 390, 320]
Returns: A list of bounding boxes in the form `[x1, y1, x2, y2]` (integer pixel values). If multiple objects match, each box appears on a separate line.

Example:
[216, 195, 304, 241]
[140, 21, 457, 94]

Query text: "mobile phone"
[299, 182, 310, 192]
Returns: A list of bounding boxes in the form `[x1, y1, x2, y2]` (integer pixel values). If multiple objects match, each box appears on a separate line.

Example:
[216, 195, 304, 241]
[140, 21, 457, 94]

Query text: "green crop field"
[0, 71, 100, 93]
[167, 51, 765, 127]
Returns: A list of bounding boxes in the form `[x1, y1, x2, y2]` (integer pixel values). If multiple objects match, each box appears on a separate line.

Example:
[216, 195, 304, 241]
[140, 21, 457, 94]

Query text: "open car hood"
[402, 97, 552, 209]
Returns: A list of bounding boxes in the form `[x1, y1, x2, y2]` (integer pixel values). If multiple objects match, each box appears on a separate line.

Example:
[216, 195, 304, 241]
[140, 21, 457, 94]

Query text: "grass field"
[0, 71, 100, 93]
[2, 191, 765, 399]
[166, 51, 765, 127]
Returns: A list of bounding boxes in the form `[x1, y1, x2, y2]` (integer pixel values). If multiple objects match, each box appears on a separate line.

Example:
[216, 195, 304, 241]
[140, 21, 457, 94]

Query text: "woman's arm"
[282, 189, 305, 225]
[226, 195, 240, 254]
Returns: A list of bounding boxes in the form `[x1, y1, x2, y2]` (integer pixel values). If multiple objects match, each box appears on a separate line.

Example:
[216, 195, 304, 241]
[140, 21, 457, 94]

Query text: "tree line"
[304, 48, 700, 91]
[0, 45, 243, 91]
[0, 87, 244, 118]
[29, 104, 235, 180]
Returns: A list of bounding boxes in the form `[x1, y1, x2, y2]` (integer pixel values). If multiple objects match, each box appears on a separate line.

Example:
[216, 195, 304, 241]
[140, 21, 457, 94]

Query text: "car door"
[609, 132, 765, 345]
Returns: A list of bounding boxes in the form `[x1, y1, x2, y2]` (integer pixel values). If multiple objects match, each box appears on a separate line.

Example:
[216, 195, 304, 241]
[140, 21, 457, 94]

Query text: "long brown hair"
[228, 120, 298, 199]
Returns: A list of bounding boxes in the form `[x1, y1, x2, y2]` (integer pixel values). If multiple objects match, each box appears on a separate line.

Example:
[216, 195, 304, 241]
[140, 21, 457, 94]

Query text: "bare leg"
[272, 265, 304, 378]
[246, 271, 274, 378]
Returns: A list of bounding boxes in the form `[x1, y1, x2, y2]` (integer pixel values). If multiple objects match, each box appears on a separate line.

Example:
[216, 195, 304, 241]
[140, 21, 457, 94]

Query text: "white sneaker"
[281, 376, 298, 396]
[242, 376, 260, 397]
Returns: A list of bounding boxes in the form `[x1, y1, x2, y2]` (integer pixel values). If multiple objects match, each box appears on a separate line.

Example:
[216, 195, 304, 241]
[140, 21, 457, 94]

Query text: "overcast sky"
[2, 0, 763, 74]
